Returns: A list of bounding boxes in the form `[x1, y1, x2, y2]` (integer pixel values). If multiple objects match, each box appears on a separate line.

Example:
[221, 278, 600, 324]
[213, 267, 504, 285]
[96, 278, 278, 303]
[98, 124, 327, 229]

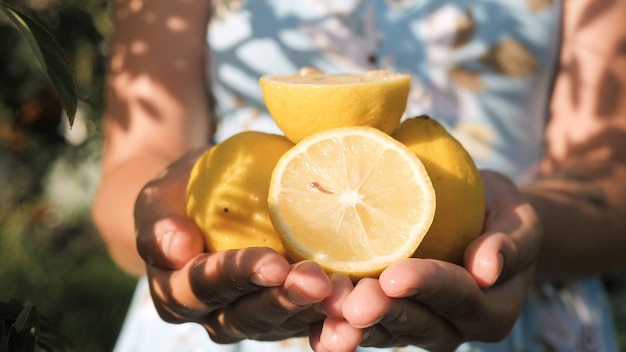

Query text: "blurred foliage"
[1, 300, 74, 352]
[0, 0, 135, 351]
[605, 267, 626, 350]
[0, 0, 625, 351]
[0, 2, 77, 125]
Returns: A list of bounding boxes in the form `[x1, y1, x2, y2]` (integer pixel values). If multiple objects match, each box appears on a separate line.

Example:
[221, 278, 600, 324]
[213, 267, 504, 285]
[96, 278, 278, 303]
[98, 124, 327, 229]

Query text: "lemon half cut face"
[268, 126, 436, 280]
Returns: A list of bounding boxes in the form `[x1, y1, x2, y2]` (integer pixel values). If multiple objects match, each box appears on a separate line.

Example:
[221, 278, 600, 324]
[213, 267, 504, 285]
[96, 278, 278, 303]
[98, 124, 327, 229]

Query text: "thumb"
[464, 232, 506, 288]
[138, 214, 205, 269]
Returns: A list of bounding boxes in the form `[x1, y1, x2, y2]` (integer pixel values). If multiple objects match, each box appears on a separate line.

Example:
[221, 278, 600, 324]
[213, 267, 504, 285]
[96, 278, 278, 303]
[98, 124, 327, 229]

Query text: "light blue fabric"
[114, 1, 619, 351]
[210, 0, 558, 183]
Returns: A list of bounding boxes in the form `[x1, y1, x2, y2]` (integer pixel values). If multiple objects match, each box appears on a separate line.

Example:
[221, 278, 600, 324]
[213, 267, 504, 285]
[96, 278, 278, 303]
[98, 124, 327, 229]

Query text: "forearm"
[521, 162, 626, 281]
[105, 0, 213, 162]
[525, 0, 626, 282]
[93, 0, 213, 276]
[93, 154, 175, 276]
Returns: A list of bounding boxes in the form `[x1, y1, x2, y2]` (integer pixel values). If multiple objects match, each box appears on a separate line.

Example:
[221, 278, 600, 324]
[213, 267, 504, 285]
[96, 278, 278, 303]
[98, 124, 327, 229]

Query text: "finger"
[313, 317, 363, 352]
[379, 258, 480, 317]
[151, 215, 206, 269]
[190, 248, 291, 304]
[371, 298, 461, 350]
[497, 202, 542, 284]
[309, 321, 324, 350]
[202, 260, 332, 342]
[469, 171, 542, 286]
[342, 278, 392, 328]
[463, 232, 505, 288]
[135, 148, 209, 269]
[148, 248, 290, 322]
[323, 273, 354, 318]
[465, 203, 541, 288]
[379, 258, 522, 342]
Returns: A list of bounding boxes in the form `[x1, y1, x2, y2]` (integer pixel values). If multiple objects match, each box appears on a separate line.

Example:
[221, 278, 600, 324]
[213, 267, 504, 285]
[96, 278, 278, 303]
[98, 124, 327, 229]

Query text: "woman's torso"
[113, 2, 619, 351]
[209, 0, 561, 183]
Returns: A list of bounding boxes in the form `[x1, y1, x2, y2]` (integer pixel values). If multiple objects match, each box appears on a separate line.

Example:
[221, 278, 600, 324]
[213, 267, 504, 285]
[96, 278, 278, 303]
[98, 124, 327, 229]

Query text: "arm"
[92, 0, 212, 276]
[522, 0, 626, 281]
[326, 1, 626, 350]
[94, 1, 338, 343]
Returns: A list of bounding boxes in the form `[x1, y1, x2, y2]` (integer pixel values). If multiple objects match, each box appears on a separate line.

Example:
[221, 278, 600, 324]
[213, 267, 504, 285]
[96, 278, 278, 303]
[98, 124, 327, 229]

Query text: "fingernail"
[158, 230, 175, 258]
[287, 285, 314, 306]
[250, 272, 270, 286]
[249, 261, 286, 287]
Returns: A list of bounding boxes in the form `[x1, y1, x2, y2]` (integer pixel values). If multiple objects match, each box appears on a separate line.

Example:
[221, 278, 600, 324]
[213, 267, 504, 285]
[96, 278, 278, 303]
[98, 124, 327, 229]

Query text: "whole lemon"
[186, 131, 294, 254]
[260, 70, 410, 143]
[393, 115, 485, 265]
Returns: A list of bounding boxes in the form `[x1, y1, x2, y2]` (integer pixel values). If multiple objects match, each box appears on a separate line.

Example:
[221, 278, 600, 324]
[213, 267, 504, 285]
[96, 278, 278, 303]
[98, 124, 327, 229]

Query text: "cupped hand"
[315, 170, 543, 351]
[134, 148, 335, 343]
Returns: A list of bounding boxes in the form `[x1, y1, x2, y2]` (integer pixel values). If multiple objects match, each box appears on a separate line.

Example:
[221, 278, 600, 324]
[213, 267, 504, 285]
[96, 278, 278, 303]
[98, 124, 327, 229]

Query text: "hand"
[134, 148, 336, 343]
[312, 170, 543, 351]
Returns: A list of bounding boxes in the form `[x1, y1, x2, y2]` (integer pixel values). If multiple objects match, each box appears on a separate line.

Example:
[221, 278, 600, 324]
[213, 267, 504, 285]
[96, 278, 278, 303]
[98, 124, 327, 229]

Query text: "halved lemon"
[260, 70, 410, 143]
[268, 127, 436, 280]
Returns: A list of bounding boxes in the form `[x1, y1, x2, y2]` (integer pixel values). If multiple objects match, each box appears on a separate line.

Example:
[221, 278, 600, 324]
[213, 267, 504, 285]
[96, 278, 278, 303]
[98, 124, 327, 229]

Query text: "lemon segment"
[268, 126, 436, 280]
[186, 131, 295, 254]
[260, 70, 410, 143]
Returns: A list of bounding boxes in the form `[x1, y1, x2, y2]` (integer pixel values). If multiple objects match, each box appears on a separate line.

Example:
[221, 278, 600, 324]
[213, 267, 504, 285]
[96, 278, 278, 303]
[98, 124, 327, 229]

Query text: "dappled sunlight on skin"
[96, 0, 626, 348]
[135, 148, 209, 269]
[327, 170, 542, 350]
[147, 248, 289, 323]
[132, 141, 340, 344]
[145, 242, 338, 344]
[547, 0, 626, 170]
[201, 260, 331, 342]
[530, 0, 626, 283]
[152, 216, 206, 268]
[103, 0, 214, 172]
[553, 0, 626, 120]
[166, 16, 189, 33]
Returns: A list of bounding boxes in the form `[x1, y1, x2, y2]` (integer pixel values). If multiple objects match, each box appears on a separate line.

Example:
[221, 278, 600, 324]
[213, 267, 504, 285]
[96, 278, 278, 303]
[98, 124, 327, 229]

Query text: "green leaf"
[1, 301, 74, 352]
[14, 304, 37, 333]
[0, 2, 78, 126]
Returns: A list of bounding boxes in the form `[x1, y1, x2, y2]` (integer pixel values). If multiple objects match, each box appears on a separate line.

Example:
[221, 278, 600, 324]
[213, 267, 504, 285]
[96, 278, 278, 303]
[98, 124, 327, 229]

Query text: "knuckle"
[153, 302, 187, 324]
[203, 309, 273, 341]
[230, 317, 273, 338]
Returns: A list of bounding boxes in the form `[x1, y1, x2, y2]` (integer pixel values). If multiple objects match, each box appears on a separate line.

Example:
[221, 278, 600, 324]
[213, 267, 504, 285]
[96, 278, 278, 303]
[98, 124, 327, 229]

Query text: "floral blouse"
[113, 1, 618, 351]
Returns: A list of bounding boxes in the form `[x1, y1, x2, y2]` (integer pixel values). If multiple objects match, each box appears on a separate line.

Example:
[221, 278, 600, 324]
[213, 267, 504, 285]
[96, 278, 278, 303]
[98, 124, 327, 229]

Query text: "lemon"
[186, 131, 294, 254]
[392, 115, 485, 264]
[259, 70, 410, 143]
[268, 126, 436, 280]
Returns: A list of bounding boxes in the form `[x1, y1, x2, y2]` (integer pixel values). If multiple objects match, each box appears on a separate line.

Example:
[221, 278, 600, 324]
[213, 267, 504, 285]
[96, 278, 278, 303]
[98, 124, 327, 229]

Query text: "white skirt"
[113, 277, 618, 352]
